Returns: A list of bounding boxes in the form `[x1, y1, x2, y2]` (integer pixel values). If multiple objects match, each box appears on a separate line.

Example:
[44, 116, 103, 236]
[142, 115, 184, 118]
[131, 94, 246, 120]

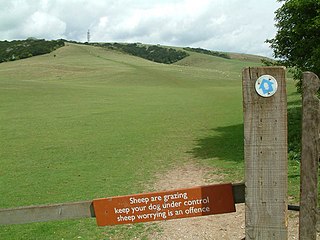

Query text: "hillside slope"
[0, 43, 264, 239]
[0, 42, 262, 87]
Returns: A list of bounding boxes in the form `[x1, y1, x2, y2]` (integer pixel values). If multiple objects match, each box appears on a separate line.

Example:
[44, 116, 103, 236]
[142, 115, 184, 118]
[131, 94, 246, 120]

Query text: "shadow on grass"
[190, 124, 244, 163]
[287, 98, 302, 161]
[189, 94, 302, 164]
[190, 98, 302, 164]
[288, 174, 300, 179]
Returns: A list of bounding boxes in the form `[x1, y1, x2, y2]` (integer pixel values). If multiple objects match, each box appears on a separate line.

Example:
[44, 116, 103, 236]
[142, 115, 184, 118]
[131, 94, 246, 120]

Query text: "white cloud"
[0, 0, 282, 57]
[21, 11, 66, 39]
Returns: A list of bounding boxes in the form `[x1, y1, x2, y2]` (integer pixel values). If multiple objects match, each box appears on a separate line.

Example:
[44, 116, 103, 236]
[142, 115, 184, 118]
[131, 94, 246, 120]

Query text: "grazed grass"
[0, 43, 301, 239]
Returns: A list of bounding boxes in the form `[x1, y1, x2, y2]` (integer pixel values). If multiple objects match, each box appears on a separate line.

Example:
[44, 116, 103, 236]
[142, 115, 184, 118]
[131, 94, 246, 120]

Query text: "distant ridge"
[0, 38, 269, 65]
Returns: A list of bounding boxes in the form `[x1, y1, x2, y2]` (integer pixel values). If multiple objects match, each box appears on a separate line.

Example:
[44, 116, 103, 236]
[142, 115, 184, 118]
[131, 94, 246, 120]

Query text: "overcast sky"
[0, 0, 283, 57]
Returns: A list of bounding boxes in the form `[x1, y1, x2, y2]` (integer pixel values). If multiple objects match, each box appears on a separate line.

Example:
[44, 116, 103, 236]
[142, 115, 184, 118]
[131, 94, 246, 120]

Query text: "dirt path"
[148, 161, 303, 240]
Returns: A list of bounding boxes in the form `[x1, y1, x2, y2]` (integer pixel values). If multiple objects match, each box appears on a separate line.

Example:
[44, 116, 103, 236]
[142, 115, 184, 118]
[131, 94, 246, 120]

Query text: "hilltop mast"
[87, 29, 90, 43]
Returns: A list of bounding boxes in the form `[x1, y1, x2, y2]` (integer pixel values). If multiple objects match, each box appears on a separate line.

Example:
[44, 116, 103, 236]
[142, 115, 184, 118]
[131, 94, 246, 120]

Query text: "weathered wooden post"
[242, 67, 288, 239]
[299, 72, 320, 240]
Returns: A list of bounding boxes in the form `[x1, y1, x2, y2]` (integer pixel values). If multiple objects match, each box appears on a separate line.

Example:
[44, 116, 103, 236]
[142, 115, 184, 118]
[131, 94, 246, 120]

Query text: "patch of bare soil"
[147, 161, 306, 240]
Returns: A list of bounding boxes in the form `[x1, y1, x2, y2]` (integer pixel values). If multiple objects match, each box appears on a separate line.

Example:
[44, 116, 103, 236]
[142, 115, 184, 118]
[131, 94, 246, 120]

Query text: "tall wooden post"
[242, 67, 288, 239]
[299, 72, 320, 240]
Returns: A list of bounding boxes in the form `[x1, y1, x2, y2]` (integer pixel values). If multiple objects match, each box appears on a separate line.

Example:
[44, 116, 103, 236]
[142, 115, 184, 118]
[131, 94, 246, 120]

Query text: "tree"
[267, 0, 320, 93]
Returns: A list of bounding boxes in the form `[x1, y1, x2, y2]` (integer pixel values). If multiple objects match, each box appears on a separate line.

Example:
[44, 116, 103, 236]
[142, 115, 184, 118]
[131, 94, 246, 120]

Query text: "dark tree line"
[183, 47, 230, 59]
[0, 38, 65, 63]
[95, 43, 189, 64]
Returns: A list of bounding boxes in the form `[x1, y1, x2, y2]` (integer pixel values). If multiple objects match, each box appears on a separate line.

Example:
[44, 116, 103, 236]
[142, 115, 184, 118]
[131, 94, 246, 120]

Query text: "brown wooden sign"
[93, 183, 235, 226]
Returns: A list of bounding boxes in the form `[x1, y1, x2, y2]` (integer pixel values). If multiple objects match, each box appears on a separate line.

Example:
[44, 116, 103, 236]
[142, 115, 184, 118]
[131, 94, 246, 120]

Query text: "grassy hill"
[0, 43, 298, 239]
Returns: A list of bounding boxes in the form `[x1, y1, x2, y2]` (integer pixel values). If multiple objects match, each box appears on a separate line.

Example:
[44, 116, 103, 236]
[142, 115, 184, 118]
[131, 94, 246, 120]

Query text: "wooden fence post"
[243, 67, 288, 239]
[299, 72, 320, 240]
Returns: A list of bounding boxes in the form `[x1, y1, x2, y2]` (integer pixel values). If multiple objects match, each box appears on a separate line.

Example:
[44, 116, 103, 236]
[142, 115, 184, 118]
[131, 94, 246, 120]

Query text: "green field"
[0, 43, 299, 239]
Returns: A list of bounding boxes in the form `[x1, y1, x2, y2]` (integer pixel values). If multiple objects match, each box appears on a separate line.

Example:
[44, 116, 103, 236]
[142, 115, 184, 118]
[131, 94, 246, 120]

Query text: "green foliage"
[183, 47, 230, 59]
[267, 0, 320, 93]
[260, 58, 277, 66]
[267, 0, 320, 165]
[95, 42, 189, 64]
[0, 39, 65, 63]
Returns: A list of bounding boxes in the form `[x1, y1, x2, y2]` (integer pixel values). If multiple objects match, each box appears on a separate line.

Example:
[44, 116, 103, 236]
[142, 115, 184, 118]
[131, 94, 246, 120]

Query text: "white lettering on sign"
[113, 192, 212, 223]
[129, 197, 149, 205]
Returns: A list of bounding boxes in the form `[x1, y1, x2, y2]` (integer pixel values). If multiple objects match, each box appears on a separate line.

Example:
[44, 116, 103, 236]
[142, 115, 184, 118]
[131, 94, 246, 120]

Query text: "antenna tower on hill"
[87, 29, 90, 43]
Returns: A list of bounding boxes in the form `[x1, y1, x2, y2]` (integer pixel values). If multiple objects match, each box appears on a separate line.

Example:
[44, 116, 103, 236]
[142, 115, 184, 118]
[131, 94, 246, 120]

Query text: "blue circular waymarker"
[255, 75, 278, 97]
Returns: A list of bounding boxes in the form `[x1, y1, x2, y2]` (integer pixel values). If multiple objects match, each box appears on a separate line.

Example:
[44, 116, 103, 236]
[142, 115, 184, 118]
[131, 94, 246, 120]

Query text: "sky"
[0, 0, 283, 57]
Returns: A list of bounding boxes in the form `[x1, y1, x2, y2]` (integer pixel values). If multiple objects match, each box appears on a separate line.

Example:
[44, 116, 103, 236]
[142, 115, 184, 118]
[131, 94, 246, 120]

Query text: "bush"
[0, 39, 65, 63]
[98, 43, 189, 64]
